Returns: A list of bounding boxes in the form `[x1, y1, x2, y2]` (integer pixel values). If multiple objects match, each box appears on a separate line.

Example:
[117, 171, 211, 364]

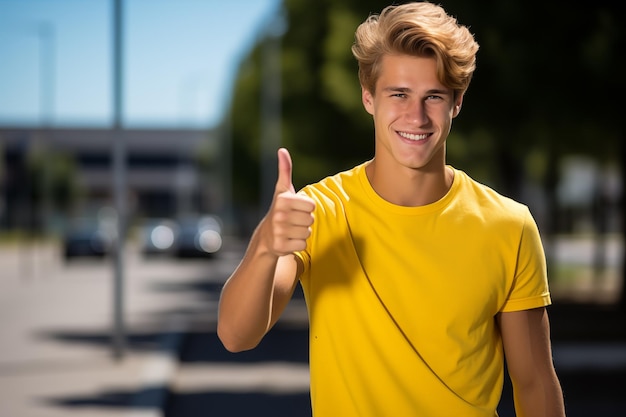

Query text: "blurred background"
[0, 0, 624, 416]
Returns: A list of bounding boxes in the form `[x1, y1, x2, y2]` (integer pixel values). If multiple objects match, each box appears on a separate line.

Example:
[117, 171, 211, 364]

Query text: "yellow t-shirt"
[295, 163, 551, 417]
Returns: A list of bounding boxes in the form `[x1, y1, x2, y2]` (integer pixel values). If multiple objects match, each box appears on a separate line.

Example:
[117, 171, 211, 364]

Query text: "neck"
[365, 160, 453, 207]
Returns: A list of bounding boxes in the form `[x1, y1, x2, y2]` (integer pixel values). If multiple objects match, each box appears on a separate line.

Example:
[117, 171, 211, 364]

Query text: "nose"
[406, 101, 428, 125]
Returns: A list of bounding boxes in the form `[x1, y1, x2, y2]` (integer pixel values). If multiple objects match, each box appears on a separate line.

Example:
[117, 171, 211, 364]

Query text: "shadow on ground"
[165, 283, 311, 417]
[165, 325, 312, 417]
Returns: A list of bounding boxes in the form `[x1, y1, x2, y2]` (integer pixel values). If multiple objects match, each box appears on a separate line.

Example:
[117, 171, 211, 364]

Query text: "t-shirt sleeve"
[500, 208, 552, 312]
[293, 250, 310, 274]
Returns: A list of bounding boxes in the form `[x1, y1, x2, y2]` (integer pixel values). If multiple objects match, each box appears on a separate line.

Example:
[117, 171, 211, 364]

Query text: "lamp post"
[8, 20, 56, 279]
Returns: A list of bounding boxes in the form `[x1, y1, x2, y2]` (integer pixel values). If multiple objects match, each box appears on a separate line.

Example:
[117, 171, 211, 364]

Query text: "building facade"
[0, 127, 220, 233]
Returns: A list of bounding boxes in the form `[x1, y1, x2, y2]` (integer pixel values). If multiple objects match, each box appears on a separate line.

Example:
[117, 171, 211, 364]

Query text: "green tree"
[49, 153, 81, 215]
[223, 0, 624, 305]
[226, 0, 619, 198]
[225, 0, 388, 212]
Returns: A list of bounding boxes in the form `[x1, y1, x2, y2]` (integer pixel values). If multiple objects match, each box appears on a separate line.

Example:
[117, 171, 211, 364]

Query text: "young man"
[218, 2, 566, 416]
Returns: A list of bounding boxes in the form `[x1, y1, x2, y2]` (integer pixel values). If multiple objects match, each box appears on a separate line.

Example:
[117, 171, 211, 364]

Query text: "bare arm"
[217, 232, 302, 352]
[217, 148, 315, 352]
[498, 307, 566, 417]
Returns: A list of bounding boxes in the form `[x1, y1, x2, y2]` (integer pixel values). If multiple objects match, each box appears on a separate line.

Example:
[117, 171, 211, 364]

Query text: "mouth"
[397, 131, 430, 142]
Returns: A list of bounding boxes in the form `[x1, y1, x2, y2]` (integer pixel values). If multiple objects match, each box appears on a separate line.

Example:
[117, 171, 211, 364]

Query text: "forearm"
[513, 372, 565, 417]
[217, 224, 280, 352]
[499, 309, 566, 417]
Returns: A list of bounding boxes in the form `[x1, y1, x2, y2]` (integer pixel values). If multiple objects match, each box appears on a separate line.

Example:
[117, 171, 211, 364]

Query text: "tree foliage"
[223, 0, 624, 211]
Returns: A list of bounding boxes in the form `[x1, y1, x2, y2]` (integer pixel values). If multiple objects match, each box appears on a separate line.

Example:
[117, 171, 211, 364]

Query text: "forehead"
[376, 54, 447, 92]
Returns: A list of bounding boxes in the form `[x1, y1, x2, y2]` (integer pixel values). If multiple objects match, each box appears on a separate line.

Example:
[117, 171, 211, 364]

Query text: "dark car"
[173, 215, 223, 258]
[62, 219, 112, 260]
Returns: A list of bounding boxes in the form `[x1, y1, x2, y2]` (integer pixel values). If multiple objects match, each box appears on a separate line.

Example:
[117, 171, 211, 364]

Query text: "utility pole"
[111, 0, 126, 360]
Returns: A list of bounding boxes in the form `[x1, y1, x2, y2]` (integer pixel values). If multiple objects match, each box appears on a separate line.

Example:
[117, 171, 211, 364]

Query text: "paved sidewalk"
[0, 240, 229, 417]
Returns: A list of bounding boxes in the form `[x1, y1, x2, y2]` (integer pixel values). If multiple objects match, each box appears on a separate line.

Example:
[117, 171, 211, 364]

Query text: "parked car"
[139, 218, 178, 256]
[173, 215, 223, 258]
[62, 219, 112, 260]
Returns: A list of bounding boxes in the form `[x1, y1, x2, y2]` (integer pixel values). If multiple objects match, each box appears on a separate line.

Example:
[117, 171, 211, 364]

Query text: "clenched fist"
[262, 148, 315, 256]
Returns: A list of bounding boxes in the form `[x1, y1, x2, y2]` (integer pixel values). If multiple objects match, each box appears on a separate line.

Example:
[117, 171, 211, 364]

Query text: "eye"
[426, 95, 443, 101]
[391, 93, 407, 98]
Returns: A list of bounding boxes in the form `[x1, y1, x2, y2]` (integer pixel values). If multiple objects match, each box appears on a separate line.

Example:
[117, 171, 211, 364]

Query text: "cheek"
[374, 108, 398, 127]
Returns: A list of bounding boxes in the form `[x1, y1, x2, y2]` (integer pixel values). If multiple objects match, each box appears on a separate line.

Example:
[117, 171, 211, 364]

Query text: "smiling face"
[363, 54, 463, 175]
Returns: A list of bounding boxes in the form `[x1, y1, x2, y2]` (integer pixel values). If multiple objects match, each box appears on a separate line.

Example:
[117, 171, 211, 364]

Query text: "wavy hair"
[352, 2, 479, 98]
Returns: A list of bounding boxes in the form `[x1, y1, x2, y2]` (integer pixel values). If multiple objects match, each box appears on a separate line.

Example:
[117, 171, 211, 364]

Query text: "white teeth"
[398, 131, 428, 141]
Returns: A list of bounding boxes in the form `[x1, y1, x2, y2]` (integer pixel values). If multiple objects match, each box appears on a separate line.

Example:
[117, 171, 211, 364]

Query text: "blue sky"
[0, 0, 281, 128]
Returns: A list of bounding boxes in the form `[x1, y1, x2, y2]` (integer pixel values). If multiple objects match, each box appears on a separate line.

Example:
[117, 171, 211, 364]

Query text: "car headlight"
[198, 229, 222, 253]
[150, 225, 175, 250]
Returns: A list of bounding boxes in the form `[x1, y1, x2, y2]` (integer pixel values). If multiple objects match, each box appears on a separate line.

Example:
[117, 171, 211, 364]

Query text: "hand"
[262, 148, 315, 257]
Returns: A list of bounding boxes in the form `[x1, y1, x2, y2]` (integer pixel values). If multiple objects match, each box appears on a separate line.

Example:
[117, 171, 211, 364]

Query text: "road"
[0, 238, 244, 417]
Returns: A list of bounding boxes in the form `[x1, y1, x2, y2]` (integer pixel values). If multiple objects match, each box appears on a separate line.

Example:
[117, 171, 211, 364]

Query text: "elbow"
[218, 334, 251, 353]
[217, 322, 260, 353]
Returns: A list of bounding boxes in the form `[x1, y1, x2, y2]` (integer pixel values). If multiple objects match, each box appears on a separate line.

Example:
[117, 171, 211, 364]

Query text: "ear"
[362, 88, 375, 115]
[452, 94, 464, 118]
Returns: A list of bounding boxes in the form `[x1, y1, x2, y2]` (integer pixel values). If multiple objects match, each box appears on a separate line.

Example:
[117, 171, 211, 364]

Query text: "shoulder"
[453, 168, 533, 225]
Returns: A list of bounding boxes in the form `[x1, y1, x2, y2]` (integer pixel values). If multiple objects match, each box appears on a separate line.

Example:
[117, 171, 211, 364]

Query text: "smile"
[398, 131, 429, 141]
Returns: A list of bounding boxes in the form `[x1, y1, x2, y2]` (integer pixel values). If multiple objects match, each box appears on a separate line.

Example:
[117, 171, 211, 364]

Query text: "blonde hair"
[352, 2, 479, 98]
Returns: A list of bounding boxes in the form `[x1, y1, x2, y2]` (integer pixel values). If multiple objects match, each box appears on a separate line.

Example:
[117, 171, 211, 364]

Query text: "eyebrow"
[383, 86, 412, 93]
[382, 86, 452, 96]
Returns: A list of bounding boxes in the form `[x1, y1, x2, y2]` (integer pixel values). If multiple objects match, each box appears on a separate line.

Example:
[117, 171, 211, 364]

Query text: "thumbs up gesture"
[262, 148, 316, 257]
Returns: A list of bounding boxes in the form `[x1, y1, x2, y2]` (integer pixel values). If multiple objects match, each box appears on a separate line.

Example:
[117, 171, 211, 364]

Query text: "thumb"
[276, 148, 295, 193]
